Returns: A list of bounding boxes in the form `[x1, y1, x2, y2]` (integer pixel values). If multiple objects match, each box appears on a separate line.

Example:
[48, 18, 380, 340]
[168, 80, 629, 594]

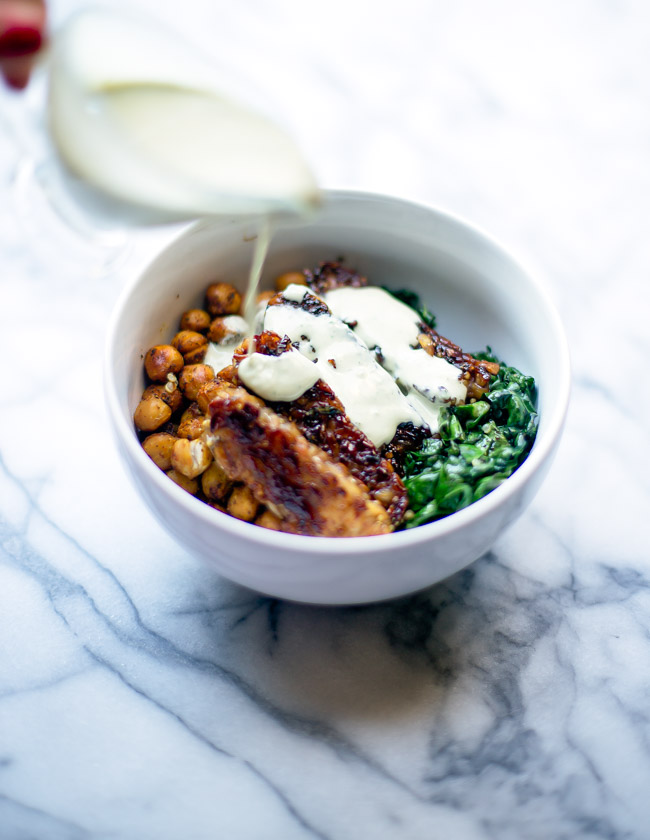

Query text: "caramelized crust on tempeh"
[267, 289, 329, 315]
[205, 270, 499, 534]
[304, 261, 368, 296]
[206, 385, 393, 537]
[381, 422, 432, 471]
[262, 291, 438, 470]
[230, 331, 408, 526]
[296, 262, 499, 402]
[416, 325, 499, 402]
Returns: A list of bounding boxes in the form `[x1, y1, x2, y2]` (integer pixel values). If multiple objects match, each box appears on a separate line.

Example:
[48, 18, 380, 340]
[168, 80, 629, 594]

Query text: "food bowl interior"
[107, 191, 568, 604]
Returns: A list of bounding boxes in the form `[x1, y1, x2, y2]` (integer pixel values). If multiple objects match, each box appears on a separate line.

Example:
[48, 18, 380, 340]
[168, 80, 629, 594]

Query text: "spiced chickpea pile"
[134, 276, 303, 528]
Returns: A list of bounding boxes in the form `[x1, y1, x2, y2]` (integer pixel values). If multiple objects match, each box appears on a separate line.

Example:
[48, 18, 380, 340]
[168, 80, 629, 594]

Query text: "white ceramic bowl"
[105, 191, 570, 605]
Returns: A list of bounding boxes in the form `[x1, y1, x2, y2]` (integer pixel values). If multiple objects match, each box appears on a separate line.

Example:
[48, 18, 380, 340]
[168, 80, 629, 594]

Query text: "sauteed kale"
[402, 350, 538, 527]
[377, 288, 538, 527]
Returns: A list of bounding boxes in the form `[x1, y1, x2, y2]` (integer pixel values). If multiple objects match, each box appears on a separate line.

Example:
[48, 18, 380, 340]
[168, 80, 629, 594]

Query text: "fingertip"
[0, 54, 34, 89]
[0, 0, 46, 89]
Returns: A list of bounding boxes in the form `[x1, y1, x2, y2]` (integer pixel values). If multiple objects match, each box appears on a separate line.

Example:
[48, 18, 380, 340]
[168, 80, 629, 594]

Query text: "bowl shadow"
[187, 556, 497, 726]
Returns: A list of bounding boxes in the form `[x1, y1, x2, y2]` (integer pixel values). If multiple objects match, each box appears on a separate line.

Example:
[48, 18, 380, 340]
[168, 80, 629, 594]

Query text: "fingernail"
[0, 26, 42, 58]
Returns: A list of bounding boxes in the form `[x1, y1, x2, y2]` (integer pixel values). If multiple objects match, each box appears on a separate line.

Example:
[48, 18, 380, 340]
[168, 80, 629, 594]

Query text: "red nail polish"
[0, 26, 42, 58]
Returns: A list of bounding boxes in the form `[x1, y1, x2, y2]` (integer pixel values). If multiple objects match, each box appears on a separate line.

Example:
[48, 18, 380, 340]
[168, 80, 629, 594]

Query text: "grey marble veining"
[1, 0, 649, 838]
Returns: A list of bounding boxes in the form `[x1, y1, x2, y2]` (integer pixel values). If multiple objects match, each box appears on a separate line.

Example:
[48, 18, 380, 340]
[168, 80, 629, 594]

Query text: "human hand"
[0, 0, 46, 89]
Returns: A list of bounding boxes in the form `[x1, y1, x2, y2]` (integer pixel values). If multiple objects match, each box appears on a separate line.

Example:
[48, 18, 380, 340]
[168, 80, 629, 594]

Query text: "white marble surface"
[1, 0, 649, 838]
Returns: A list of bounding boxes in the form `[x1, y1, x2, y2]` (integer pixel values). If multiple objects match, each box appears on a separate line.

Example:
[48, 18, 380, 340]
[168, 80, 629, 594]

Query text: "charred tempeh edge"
[416, 325, 499, 402]
[300, 260, 500, 402]
[228, 331, 408, 526]
[304, 261, 368, 296]
[206, 384, 393, 537]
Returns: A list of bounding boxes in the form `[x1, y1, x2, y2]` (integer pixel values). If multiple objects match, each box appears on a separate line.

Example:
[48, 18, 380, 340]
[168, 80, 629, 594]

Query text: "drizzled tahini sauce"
[261, 286, 423, 447]
[325, 286, 467, 429]
[211, 283, 467, 448]
[250, 284, 467, 447]
[203, 315, 248, 373]
[238, 350, 320, 402]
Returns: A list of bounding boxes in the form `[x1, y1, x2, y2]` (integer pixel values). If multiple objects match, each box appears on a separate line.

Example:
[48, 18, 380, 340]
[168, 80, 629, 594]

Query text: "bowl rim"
[105, 188, 571, 554]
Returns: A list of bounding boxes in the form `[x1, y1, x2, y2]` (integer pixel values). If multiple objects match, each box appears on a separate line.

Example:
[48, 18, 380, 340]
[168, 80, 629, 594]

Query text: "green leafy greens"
[402, 351, 538, 528]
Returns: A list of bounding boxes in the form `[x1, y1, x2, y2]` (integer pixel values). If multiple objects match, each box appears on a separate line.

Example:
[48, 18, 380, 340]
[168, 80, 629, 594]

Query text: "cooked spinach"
[387, 288, 437, 330]
[402, 351, 538, 527]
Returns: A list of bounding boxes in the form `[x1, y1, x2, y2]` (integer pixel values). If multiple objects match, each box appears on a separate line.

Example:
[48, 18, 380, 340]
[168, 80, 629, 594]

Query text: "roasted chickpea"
[179, 364, 215, 401]
[180, 308, 211, 333]
[144, 345, 184, 382]
[201, 461, 232, 502]
[205, 282, 241, 316]
[142, 383, 183, 413]
[171, 330, 207, 358]
[177, 403, 206, 440]
[166, 469, 199, 495]
[183, 344, 208, 365]
[227, 485, 258, 522]
[142, 433, 177, 470]
[206, 317, 245, 344]
[275, 271, 307, 292]
[171, 438, 212, 479]
[255, 510, 282, 531]
[206, 318, 227, 343]
[196, 379, 226, 414]
[217, 364, 239, 384]
[134, 397, 172, 431]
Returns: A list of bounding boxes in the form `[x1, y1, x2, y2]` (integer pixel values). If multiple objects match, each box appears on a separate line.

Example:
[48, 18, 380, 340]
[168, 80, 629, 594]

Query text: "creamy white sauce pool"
[203, 342, 237, 375]
[203, 315, 248, 373]
[325, 285, 467, 422]
[238, 350, 320, 402]
[220, 314, 249, 335]
[281, 284, 309, 303]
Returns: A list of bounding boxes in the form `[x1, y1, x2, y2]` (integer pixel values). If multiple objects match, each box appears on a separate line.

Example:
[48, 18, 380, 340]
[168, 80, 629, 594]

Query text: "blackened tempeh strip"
[304, 261, 368, 296]
[241, 331, 409, 526]
[300, 261, 499, 401]
[207, 384, 393, 537]
[416, 325, 499, 402]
